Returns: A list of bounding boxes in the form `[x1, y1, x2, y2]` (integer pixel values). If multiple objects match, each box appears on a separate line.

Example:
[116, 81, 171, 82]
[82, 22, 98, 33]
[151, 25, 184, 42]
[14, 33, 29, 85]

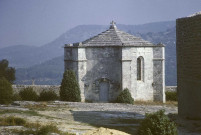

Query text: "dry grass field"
[0, 101, 200, 135]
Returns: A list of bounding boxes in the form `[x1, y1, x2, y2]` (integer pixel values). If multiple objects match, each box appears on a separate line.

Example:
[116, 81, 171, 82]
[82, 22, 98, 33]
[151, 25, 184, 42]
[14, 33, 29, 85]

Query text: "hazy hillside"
[0, 45, 38, 68]
[15, 24, 177, 86]
[0, 20, 176, 85]
[0, 21, 175, 68]
[15, 56, 64, 85]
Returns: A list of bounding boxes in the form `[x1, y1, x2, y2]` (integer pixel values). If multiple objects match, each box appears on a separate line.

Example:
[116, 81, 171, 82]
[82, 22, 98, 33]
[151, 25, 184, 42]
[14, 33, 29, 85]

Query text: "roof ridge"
[68, 22, 155, 47]
[112, 28, 124, 45]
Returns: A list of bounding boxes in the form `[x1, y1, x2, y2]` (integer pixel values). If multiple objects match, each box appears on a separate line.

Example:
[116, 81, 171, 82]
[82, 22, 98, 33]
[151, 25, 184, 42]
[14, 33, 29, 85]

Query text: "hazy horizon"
[0, 0, 201, 48]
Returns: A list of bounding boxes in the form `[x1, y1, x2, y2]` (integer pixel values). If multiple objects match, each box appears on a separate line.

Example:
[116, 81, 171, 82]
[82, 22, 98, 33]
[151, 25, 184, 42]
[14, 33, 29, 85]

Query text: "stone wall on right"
[177, 13, 201, 119]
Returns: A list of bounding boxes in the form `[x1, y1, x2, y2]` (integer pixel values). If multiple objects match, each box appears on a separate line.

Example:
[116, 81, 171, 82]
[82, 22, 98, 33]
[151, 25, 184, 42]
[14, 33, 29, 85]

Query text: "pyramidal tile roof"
[67, 21, 155, 47]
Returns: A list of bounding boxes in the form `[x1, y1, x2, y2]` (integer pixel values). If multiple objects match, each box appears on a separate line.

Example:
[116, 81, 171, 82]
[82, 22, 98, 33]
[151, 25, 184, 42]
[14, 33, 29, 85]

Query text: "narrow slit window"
[137, 56, 144, 81]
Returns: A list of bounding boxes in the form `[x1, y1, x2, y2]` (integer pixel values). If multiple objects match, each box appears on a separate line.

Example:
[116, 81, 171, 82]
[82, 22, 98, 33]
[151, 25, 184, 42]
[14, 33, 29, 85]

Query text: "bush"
[39, 90, 58, 101]
[19, 87, 39, 101]
[116, 88, 134, 104]
[60, 70, 81, 102]
[137, 110, 178, 135]
[0, 77, 13, 104]
[166, 91, 177, 101]
[12, 93, 22, 101]
[36, 124, 60, 135]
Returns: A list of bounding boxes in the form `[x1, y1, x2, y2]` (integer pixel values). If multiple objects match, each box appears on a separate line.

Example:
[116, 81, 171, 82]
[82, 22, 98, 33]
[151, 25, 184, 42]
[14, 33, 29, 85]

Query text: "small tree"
[116, 88, 134, 104]
[60, 70, 81, 102]
[0, 77, 13, 104]
[137, 110, 178, 135]
[0, 59, 15, 84]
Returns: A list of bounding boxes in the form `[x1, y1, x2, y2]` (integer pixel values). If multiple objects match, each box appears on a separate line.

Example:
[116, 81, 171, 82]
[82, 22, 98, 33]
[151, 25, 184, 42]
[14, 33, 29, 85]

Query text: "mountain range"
[0, 21, 176, 85]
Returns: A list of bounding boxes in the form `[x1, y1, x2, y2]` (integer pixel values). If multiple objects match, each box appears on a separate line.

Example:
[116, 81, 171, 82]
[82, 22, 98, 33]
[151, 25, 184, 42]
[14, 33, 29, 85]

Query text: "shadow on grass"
[70, 110, 144, 135]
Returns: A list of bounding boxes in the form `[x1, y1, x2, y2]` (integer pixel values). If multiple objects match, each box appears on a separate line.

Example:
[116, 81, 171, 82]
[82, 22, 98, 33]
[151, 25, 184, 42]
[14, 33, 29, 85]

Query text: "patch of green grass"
[134, 100, 178, 107]
[0, 109, 57, 120]
[24, 102, 48, 111]
[0, 116, 75, 135]
[0, 109, 41, 116]
[16, 124, 75, 135]
[0, 116, 26, 126]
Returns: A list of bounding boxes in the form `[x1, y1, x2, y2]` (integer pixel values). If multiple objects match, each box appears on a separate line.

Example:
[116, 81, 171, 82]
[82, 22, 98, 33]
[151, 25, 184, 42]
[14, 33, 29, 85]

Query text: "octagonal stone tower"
[64, 21, 165, 103]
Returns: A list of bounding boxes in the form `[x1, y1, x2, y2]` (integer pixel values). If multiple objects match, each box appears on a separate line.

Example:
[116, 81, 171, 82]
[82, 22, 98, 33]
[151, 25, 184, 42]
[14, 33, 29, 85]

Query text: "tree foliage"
[0, 77, 13, 104]
[0, 59, 15, 84]
[166, 91, 177, 101]
[116, 88, 134, 104]
[39, 90, 58, 101]
[60, 70, 81, 102]
[19, 87, 38, 101]
[137, 110, 178, 135]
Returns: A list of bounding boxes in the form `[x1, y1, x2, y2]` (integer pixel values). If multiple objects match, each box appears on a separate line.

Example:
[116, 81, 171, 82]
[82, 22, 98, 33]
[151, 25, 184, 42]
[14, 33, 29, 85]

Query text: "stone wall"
[12, 85, 175, 98]
[65, 45, 165, 102]
[84, 47, 122, 102]
[121, 47, 155, 101]
[64, 46, 122, 102]
[12, 85, 60, 95]
[177, 13, 201, 119]
[153, 46, 165, 102]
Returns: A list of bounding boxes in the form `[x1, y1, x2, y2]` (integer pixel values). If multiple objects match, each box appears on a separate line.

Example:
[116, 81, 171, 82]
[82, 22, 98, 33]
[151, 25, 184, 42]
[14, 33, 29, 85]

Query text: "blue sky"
[0, 0, 201, 48]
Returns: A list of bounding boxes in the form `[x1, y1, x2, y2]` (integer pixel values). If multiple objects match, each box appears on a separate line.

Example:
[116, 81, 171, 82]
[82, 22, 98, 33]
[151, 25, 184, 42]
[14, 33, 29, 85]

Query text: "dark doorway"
[99, 81, 109, 102]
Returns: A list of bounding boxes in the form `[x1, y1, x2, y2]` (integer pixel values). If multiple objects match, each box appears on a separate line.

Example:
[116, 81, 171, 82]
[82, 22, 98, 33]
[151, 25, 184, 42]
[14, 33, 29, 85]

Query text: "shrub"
[116, 88, 134, 104]
[60, 70, 81, 102]
[19, 87, 39, 101]
[0, 77, 13, 104]
[166, 91, 177, 101]
[39, 90, 58, 101]
[12, 93, 22, 101]
[137, 110, 178, 135]
[37, 124, 60, 135]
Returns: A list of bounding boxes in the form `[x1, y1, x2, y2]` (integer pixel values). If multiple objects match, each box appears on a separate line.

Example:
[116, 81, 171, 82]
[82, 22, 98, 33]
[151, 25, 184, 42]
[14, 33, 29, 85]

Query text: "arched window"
[137, 56, 144, 81]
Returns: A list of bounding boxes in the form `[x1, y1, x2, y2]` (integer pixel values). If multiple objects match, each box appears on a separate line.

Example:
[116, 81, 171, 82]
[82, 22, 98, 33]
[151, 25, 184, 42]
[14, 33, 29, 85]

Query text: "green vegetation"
[0, 77, 13, 104]
[0, 116, 75, 135]
[60, 70, 81, 102]
[137, 110, 178, 135]
[17, 124, 75, 135]
[39, 90, 58, 101]
[0, 59, 15, 84]
[116, 88, 134, 104]
[19, 87, 39, 101]
[166, 91, 177, 101]
[17, 124, 61, 135]
[12, 93, 22, 101]
[0, 109, 41, 117]
[0, 116, 26, 126]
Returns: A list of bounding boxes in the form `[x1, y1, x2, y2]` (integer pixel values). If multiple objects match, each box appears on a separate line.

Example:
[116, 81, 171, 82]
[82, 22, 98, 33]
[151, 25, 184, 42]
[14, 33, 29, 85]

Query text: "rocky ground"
[0, 101, 200, 135]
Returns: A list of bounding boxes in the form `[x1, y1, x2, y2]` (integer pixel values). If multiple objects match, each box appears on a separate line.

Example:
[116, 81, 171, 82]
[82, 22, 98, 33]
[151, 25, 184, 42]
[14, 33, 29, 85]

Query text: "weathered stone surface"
[177, 13, 201, 119]
[64, 22, 165, 102]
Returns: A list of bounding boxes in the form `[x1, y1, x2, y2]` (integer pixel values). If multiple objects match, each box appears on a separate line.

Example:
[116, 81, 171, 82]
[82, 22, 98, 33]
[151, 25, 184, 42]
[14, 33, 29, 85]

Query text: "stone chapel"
[64, 21, 165, 103]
